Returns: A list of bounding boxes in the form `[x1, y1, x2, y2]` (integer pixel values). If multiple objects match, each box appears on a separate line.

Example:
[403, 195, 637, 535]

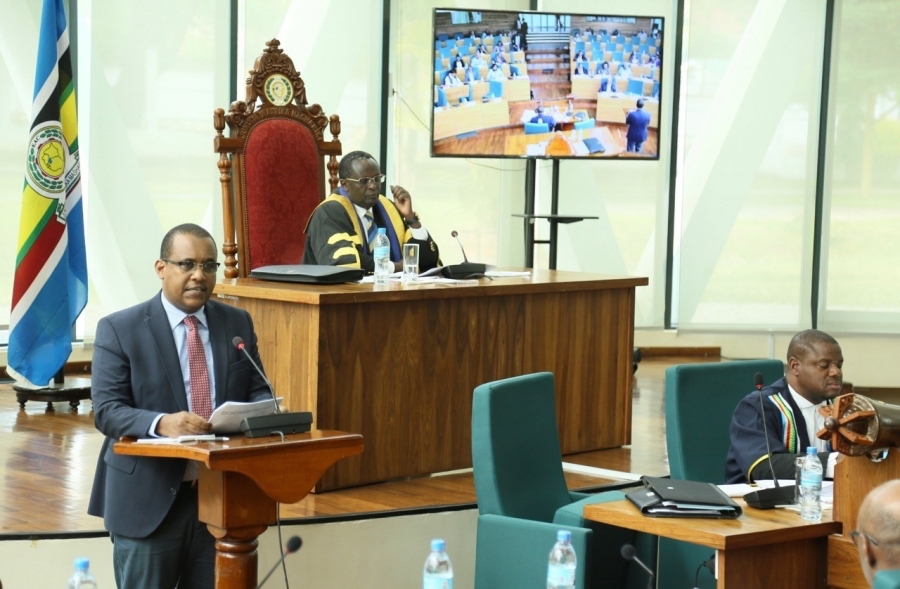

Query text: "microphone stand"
[232, 337, 313, 438]
[743, 372, 797, 509]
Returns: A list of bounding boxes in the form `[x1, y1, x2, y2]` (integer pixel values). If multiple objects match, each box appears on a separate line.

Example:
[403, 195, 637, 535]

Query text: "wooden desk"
[442, 84, 468, 104]
[215, 270, 646, 491]
[584, 500, 841, 588]
[503, 77, 531, 101]
[571, 77, 601, 99]
[433, 99, 509, 140]
[504, 127, 625, 158]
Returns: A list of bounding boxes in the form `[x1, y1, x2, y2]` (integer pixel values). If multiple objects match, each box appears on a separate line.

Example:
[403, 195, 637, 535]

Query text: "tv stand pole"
[516, 159, 597, 270]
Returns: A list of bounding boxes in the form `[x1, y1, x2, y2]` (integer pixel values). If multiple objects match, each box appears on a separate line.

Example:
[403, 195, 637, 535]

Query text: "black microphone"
[256, 535, 302, 589]
[231, 337, 313, 438]
[620, 543, 654, 589]
[233, 336, 279, 414]
[451, 230, 470, 263]
[743, 372, 796, 509]
[441, 230, 486, 279]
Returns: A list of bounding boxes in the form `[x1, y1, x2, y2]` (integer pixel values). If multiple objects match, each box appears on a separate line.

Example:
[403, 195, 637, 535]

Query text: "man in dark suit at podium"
[88, 223, 272, 589]
[625, 98, 652, 153]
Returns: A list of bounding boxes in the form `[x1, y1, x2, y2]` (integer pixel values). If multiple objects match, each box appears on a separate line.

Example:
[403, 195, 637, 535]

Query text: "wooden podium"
[827, 450, 900, 588]
[115, 431, 363, 589]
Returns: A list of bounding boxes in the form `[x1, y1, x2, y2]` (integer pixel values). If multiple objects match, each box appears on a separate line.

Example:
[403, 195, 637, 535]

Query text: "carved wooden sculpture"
[214, 39, 342, 278]
[817, 393, 900, 455]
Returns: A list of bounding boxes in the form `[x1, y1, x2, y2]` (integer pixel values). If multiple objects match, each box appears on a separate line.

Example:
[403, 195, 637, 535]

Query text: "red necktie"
[184, 315, 212, 420]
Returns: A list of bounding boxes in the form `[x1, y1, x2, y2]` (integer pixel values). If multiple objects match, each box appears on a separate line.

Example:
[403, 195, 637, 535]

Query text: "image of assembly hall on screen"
[432, 10, 663, 159]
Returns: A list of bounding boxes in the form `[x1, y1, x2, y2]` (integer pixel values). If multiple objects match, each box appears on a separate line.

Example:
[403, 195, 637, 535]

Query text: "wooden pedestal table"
[115, 431, 363, 589]
[584, 499, 841, 588]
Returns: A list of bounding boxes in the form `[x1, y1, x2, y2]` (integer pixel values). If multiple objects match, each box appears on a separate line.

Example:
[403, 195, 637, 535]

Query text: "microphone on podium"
[451, 230, 470, 263]
[233, 336, 279, 414]
[440, 230, 487, 279]
[256, 535, 302, 589]
[231, 336, 312, 438]
[620, 543, 654, 589]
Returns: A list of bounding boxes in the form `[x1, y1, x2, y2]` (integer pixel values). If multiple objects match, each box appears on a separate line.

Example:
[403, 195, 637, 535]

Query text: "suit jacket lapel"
[146, 293, 189, 412]
[206, 301, 228, 408]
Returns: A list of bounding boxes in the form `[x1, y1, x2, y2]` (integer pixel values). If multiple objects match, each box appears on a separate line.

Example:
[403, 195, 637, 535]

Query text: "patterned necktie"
[365, 211, 378, 248]
[184, 315, 212, 420]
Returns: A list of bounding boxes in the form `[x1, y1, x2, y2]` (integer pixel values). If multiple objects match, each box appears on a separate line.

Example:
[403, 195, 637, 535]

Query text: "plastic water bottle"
[423, 538, 453, 589]
[799, 446, 823, 522]
[547, 530, 577, 589]
[67, 558, 98, 588]
[372, 228, 392, 287]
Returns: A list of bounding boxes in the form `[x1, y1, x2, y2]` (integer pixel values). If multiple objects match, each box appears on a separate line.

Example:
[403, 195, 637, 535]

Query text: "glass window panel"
[76, 0, 231, 338]
[674, 0, 826, 330]
[242, 0, 382, 157]
[818, 0, 900, 333]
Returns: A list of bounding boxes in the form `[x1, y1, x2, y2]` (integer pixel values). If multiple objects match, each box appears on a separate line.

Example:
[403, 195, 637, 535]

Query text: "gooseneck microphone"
[451, 230, 470, 263]
[440, 230, 487, 279]
[620, 543, 654, 589]
[233, 336, 279, 414]
[256, 535, 302, 589]
[743, 372, 796, 509]
[231, 336, 313, 438]
[755, 372, 780, 487]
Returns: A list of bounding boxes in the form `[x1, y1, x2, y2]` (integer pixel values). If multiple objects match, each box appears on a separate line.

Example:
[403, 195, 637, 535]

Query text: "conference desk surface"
[584, 499, 841, 588]
[215, 270, 647, 491]
[505, 126, 624, 157]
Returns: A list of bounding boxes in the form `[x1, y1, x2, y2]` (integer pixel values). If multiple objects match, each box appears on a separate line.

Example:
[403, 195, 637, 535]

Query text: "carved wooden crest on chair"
[214, 39, 342, 278]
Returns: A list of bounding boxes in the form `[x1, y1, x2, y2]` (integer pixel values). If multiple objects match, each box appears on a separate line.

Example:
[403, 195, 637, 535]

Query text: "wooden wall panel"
[214, 272, 645, 491]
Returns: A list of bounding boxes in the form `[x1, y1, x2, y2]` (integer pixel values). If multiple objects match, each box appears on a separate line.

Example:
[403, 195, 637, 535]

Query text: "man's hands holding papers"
[156, 411, 211, 437]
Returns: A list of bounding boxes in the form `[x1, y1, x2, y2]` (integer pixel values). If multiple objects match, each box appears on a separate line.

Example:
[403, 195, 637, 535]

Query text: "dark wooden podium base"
[13, 377, 92, 411]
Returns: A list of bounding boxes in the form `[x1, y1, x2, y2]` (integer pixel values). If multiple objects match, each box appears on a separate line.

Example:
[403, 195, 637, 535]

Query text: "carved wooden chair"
[214, 39, 342, 278]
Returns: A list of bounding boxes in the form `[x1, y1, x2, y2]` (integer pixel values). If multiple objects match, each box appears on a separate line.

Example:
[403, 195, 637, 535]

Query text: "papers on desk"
[485, 270, 531, 278]
[718, 480, 834, 506]
[135, 434, 230, 444]
[209, 398, 282, 434]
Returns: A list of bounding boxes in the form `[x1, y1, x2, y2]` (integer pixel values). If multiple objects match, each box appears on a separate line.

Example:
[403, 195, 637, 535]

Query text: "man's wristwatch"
[405, 212, 420, 225]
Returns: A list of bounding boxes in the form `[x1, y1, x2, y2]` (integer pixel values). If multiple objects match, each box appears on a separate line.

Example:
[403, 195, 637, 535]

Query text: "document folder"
[250, 264, 365, 284]
[626, 476, 742, 519]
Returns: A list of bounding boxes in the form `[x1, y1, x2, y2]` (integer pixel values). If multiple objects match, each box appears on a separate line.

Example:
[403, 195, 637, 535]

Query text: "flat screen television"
[431, 9, 664, 160]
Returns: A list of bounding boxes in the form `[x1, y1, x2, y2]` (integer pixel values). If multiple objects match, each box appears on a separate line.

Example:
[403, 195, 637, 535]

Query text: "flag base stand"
[13, 376, 92, 412]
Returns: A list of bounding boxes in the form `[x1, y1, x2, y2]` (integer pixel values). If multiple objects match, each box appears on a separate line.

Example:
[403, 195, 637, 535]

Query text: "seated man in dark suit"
[302, 150, 440, 272]
[530, 106, 556, 131]
[625, 98, 652, 153]
[88, 223, 273, 589]
[855, 480, 900, 587]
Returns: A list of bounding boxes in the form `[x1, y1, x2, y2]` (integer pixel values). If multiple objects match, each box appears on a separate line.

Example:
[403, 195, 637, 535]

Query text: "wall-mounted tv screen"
[431, 9, 664, 160]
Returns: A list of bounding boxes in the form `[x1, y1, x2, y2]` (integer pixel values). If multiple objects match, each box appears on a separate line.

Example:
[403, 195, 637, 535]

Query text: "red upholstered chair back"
[214, 39, 342, 278]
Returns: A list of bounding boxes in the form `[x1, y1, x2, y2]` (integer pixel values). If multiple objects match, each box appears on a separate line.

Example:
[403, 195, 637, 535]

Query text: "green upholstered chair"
[875, 569, 900, 589]
[659, 359, 785, 589]
[472, 372, 656, 589]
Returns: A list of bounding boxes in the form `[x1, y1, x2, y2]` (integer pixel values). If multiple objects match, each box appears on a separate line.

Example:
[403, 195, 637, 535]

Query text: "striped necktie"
[365, 211, 378, 248]
[184, 315, 212, 420]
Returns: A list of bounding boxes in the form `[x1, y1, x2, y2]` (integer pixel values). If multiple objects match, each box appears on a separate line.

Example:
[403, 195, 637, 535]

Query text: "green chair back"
[665, 359, 784, 484]
[660, 359, 784, 589]
[472, 372, 572, 522]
